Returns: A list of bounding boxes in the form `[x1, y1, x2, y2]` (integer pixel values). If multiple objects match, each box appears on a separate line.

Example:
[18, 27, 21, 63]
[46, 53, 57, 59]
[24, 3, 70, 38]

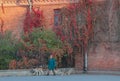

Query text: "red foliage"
[9, 60, 17, 69]
[23, 7, 44, 33]
[54, 0, 93, 53]
[61, 36, 66, 42]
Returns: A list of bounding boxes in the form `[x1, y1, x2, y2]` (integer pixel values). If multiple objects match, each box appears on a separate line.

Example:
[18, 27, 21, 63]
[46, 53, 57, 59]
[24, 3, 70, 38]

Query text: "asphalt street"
[0, 74, 120, 81]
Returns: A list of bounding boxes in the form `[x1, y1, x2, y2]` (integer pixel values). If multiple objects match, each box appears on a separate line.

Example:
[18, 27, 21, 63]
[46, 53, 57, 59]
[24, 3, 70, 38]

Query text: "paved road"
[0, 74, 120, 81]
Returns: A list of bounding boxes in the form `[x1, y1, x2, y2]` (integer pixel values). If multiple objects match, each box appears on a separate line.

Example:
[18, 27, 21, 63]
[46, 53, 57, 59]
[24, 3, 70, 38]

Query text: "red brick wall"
[39, 4, 68, 28]
[88, 43, 120, 71]
[0, 4, 68, 34]
[0, 4, 120, 71]
[75, 42, 120, 71]
[0, 6, 26, 39]
[75, 52, 83, 70]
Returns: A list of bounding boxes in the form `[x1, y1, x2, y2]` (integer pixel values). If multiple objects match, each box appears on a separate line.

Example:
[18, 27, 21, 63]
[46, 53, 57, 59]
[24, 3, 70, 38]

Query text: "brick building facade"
[0, 0, 120, 71]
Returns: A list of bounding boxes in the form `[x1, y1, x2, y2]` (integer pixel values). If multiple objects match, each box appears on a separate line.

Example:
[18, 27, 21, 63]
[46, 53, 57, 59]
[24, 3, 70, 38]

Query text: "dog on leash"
[55, 68, 73, 76]
[63, 68, 73, 75]
[30, 68, 44, 76]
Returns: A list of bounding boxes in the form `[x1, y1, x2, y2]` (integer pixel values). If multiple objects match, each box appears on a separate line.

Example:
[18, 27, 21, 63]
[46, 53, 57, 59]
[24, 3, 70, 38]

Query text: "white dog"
[55, 68, 73, 76]
[30, 68, 44, 76]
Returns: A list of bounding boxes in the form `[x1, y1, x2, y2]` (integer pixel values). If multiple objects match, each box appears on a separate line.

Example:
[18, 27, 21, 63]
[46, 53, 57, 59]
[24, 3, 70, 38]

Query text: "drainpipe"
[83, 0, 92, 73]
[83, 47, 88, 72]
[82, 40, 88, 73]
[27, 0, 33, 13]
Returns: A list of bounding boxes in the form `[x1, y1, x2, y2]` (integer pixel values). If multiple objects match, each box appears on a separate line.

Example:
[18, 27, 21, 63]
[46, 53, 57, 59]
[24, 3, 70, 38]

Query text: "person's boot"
[47, 72, 49, 76]
[53, 70, 56, 75]
[47, 73, 49, 76]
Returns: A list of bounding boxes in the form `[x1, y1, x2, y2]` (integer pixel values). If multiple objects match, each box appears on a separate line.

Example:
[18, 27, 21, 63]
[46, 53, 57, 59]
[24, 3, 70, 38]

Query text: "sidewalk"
[0, 69, 120, 77]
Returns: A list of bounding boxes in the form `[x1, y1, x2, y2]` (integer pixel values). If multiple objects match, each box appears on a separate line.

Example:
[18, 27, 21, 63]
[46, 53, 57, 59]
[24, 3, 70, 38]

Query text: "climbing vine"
[23, 7, 44, 33]
[54, 0, 93, 55]
[54, 0, 120, 55]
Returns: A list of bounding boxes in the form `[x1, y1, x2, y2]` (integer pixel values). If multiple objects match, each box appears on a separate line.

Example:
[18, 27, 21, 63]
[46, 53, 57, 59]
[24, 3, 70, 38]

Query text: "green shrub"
[29, 28, 63, 50]
[0, 58, 8, 69]
[0, 31, 17, 69]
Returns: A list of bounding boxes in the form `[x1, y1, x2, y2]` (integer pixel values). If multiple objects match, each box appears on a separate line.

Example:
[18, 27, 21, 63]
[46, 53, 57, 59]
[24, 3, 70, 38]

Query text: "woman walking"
[47, 54, 56, 75]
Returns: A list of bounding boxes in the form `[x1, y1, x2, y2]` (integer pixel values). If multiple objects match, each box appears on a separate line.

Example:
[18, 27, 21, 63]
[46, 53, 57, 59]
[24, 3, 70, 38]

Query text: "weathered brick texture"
[0, 7, 26, 38]
[0, 4, 68, 31]
[39, 4, 68, 28]
[87, 43, 120, 71]
[75, 53, 83, 70]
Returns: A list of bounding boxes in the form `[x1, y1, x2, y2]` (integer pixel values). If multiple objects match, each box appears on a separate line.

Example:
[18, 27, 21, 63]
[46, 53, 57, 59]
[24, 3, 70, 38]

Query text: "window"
[54, 9, 61, 26]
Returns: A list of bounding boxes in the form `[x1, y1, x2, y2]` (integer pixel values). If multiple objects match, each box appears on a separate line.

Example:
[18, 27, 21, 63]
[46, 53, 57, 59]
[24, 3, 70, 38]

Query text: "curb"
[0, 69, 120, 77]
[0, 69, 32, 77]
[86, 71, 120, 76]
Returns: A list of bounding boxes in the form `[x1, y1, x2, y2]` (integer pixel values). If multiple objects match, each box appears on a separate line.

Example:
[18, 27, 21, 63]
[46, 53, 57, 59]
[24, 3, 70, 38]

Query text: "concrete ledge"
[0, 69, 32, 77]
[0, 68, 76, 77]
[0, 69, 120, 77]
[86, 71, 120, 75]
